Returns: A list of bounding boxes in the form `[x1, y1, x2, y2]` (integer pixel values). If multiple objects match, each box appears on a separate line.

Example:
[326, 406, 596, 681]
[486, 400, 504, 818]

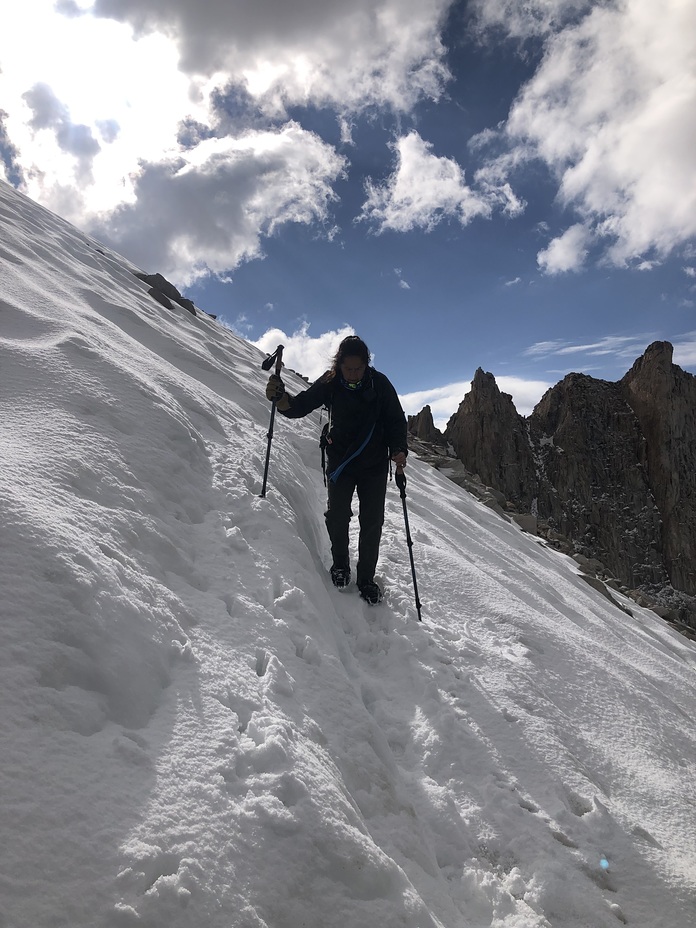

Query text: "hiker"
[265, 335, 408, 604]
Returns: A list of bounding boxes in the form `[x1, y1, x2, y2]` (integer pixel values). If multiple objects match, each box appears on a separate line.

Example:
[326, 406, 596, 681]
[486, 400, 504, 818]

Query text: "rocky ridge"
[408, 342, 696, 634]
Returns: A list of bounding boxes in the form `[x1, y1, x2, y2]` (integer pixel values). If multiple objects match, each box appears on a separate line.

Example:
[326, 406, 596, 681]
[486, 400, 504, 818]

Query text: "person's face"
[339, 356, 367, 385]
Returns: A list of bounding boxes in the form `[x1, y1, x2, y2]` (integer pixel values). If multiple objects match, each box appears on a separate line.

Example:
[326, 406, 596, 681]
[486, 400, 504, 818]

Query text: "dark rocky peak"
[467, 367, 517, 407]
[472, 366, 500, 392]
[431, 343, 696, 628]
[620, 341, 696, 595]
[620, 341, 689, 440]
[447, 367, 520, 424]
[407, 405, 445, 445]
[623, 339, 674, 385]
[529, 371, 663, 590]
[444, 367, 537, 506]
[530, 373, 632, 451]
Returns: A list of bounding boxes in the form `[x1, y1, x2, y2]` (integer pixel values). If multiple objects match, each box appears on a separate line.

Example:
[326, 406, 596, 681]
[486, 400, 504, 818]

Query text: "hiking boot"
[358, 581, 383, 605]
[330, 565, 351, 589]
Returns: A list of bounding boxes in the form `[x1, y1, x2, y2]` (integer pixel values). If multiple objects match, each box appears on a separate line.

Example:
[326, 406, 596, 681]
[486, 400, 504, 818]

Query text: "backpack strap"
[320, 420, 330, 486]
[319, 379, 335, 486]
[327, 423, 376, 483]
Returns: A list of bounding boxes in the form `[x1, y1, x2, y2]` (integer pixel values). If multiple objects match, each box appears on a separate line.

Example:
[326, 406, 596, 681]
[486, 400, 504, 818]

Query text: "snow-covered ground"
[1, 178, 695, 928]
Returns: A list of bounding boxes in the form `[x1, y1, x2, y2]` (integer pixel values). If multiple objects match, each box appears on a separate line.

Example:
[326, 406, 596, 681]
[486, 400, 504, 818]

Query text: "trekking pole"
[260, 344, 284, 498]
[395, 467, 422, 621]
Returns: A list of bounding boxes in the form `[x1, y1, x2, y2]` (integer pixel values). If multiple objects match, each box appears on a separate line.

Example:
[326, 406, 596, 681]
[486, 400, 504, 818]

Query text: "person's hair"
[330, 336, 370, 376]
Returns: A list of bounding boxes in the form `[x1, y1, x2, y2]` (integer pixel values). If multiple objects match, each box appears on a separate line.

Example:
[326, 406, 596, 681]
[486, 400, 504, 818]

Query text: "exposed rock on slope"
[434, 342, 696, 627]
[133, 271, 214, 317]
[529, 372, 665, 590]
[621, 341, 696, 594]
[444, 368, 536, 505]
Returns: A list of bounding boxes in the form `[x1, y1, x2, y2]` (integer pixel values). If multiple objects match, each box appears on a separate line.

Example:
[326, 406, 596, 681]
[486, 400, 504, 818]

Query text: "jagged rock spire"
[621, 341, 696, 593]
[444, 368, 537, 505]
[440, 344, 696, 610]
[407, 405, 445, 445]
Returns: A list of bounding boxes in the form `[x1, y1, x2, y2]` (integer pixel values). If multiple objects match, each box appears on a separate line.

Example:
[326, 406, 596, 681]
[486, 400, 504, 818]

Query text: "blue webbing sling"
[327, 423, 376, 483]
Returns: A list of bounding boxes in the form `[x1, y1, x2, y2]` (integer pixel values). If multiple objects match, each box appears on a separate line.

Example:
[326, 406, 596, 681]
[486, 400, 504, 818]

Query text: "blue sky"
[2, 0, 695, 425]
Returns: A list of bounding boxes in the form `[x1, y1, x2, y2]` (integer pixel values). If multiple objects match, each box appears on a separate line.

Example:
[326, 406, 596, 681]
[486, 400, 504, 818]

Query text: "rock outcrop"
[621, 341, 696, 594]
[407, 405, 446, 445]
[432, 342, 696, 627]
[445, 368, 537, 505]
[133, 272, 214, 318]
[528, 372, 665, 590]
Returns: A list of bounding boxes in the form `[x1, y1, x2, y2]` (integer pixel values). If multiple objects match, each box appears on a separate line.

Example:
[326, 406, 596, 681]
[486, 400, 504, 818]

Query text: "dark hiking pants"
[325, 460, 388, 586]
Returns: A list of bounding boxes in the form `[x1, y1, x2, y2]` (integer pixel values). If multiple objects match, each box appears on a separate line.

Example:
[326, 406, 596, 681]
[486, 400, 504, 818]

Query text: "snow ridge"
[1, 180, 695, 927]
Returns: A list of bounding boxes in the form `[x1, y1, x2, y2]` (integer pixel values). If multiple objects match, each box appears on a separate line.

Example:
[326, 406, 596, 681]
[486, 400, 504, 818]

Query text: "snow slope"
[1, 179, 695, 928]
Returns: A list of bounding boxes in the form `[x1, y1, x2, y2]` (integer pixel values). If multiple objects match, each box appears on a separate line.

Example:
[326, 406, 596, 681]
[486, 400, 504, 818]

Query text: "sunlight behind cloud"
[92, 0, 453, 115]
[2, 0, 694, 319]
[1, 3, 193, 213]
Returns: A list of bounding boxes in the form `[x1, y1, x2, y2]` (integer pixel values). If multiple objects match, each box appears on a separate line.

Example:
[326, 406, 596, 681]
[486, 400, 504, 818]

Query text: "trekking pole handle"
[262, 344, 285, 375]
[259, 344, 284, 499]
[395, 467, 407, 494]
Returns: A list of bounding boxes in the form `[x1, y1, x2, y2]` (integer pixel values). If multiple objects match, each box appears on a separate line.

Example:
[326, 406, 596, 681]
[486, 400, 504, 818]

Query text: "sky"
[1, 0, 696, 425]
[3, 177, 696, 928]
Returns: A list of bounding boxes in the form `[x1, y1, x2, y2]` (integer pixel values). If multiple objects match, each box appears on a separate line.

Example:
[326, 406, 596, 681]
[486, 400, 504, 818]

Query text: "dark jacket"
[280, 367, 408, 477]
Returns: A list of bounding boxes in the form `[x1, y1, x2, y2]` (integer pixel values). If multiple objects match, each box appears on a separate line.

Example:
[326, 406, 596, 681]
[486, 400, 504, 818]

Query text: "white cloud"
[92, 0, 453, 115]
[0, 3, 194, 211]
[673, 333, 696, 368]
[21, 82, 101, 183]
[469, 0, 593, 39]
[90, 124, 346, 284]
[400, 374, 552, 427]
[394, 268, 411, 289]
[252, 328, 552, 424]
[1, 1, 455, 279]
[253, 323, 356, 382]
[496, 376, 554, 416]
[523, 339, 569, 358]
[360, 131, 492, 232]
[536, 224, 589, 274]
[5, 0, 694, 291]
[231, 313, 251, 333]
[399, 381, 472, 429]
[523, 334, 658, 363]
[498, 0, 696, 268]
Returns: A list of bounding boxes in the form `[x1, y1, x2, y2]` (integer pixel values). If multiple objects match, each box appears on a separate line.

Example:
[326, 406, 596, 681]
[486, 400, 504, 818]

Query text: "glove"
[266, 374, 285, 401]
[266, 374, 291, 411]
